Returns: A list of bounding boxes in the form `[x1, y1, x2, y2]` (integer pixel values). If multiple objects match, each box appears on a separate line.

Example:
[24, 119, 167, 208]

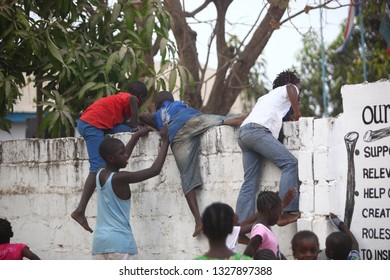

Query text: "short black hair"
[155, 91, 174, 109]
[202, 202, 234, 241]
[272, 70, 300, 89]
[127, 81, 148, 99]
[256, 191, 281, 213]
[326, 232, 352, 260]
[291, 230, 319, 253]
[99, 137, 124, 161]
[0, 218, 13, 243]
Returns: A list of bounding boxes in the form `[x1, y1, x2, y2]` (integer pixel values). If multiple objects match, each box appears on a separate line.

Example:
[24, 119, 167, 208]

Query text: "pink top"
[250, 223, 280, 257]
[0, 243, 27, 260]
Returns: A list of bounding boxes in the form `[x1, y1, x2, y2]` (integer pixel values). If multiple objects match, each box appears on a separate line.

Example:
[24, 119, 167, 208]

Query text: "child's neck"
[104, 164, 120, 173]
[256, 215, 271, 228]
[206, 239, 234, 259]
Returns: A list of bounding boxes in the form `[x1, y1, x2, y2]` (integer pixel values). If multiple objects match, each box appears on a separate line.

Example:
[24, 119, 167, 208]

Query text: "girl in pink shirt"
[243, 191, 284, 259]
[0, 218, 40, 260]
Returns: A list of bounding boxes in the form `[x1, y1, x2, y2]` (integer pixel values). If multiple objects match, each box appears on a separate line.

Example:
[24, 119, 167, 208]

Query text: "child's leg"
[71, 173, 96, 233]
[276, 187, 300, 226]
[72, 120, 105, 232]
[185, 188, 203, 237]
[222, 114, 248, 127]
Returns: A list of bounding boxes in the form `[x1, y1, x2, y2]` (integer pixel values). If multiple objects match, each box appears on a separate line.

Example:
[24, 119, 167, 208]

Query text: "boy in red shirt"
[71, 81, 148, 233]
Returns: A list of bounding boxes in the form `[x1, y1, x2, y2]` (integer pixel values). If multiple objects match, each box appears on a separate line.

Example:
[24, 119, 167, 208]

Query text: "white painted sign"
[341, 81, 390, 260]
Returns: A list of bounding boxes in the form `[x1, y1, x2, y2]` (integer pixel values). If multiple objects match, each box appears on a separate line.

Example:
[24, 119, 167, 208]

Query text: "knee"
[281, 156, 298, 170]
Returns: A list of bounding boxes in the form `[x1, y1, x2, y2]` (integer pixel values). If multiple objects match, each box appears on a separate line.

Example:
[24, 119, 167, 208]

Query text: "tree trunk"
[164, 0, 203, 109]
[166, 0, 289, 114]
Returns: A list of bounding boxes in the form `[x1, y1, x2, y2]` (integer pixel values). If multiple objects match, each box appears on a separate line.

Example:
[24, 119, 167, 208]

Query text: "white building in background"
[0, 67, 246, 141]
[0, 81, 37, 141]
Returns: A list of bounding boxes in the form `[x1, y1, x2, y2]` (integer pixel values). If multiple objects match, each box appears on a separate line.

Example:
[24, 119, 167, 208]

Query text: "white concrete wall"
[0, 120, 333, 260]
[1, 80, 389, 260]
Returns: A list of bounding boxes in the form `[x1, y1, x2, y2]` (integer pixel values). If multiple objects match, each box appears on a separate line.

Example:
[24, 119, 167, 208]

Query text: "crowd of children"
[1, 72, 362, 260]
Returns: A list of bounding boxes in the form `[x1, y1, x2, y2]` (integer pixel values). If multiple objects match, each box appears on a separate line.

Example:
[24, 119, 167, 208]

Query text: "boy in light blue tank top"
[92, 125, 169, 260]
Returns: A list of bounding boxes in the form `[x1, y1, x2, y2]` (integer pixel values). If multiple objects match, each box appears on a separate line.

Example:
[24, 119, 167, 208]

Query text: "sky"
[183, 0, 350, 84]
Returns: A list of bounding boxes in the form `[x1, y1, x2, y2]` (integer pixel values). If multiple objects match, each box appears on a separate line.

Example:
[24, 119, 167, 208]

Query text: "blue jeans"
[235, 123, 299, 222]
[77, 120, 134, 172]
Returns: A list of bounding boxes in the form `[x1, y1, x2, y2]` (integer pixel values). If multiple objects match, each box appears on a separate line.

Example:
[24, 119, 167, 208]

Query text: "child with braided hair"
[236, 70, 302, 226]
[243, 191, 285, 259]
[195, 202, 251, 260]
[0, 218, 40, 260]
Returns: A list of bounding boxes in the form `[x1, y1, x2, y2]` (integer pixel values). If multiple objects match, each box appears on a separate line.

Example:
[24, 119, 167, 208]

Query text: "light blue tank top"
[92, 169, 137, 255]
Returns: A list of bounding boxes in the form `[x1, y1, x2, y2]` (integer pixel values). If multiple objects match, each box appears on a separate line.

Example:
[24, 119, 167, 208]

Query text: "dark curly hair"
[272, 70, 300, 89]
[0, 218, 13, 243]
[202, 202, 234, 241]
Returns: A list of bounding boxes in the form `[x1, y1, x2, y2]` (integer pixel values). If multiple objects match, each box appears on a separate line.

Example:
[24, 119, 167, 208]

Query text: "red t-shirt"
[80, 92, 137, 129]
[0, 243, 27, 260]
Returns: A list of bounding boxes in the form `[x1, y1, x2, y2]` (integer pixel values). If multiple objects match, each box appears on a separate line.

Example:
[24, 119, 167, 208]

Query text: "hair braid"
[256, 191, 281, 213]
[202, 203, 234, 240]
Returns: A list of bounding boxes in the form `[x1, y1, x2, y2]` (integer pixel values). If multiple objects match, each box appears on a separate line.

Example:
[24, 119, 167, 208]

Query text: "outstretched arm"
[243, 235, 262, 257]
[286, 83, 301, 121]
[330, 212, 359, 251]
[115, 124, 169, 185]
[139, 112, 158, 130]
[22, 246, 40, 260]
[125, 126, 151, 158]
[129, 95, 140, 128]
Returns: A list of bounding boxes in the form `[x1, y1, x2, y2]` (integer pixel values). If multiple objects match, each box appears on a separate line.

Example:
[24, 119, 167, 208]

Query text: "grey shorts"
[171, 114, 227, 194]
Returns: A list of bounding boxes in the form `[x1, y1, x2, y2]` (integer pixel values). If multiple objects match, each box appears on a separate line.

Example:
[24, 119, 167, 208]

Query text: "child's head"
[127, 81, 148, 105]
[272, 70, 300, 89]
[99, 138, 128, 169]
[253, 249, 277, 260]
[325, 231, 352, 260]
[291, 230, 320, 260]
[0, 218, 13, 244]
[202, 202, 234, 242]
[256, 191, 282, 226]
[155, 91, 174, 110]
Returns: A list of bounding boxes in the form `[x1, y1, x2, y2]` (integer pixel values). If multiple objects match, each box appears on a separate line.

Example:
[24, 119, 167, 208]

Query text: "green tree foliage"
[297, 0, 390, 117]
[0, 0, 188, 137]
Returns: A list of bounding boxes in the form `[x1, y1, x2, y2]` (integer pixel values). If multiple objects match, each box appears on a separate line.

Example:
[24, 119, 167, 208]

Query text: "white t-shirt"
[241, 84, 299, 138]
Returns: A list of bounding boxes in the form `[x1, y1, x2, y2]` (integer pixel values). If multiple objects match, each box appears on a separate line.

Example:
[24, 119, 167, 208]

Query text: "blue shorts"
[77, 120, 134, 173]
[171, 114, 227, 194]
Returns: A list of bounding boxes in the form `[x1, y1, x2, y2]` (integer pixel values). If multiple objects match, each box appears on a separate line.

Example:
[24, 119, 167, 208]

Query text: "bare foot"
[277, 211, 300, 226]
[192, 223, 203, 237]
[71, 211, 93, 233]
[282, 188, 297, 208]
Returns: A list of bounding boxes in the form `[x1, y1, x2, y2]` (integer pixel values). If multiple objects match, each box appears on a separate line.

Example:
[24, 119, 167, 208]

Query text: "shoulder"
[347, 250, 361, 260]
